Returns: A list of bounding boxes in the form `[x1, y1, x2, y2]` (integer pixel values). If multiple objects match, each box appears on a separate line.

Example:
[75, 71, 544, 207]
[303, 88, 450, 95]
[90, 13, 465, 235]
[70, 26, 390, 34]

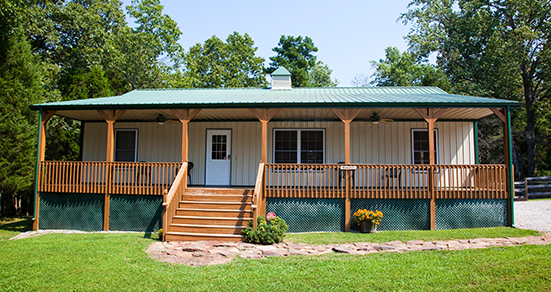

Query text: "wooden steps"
[165, 188, 254, 242]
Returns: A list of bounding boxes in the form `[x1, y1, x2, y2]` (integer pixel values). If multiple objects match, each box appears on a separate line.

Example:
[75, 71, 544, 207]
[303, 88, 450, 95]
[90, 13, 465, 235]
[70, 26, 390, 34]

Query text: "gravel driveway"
[514, 200, 551, 231]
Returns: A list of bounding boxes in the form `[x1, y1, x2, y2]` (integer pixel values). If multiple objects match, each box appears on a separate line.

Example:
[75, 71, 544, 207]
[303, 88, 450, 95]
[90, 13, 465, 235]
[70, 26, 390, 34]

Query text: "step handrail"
[162, 162, 188, 241]
[252, 162, 265, 230]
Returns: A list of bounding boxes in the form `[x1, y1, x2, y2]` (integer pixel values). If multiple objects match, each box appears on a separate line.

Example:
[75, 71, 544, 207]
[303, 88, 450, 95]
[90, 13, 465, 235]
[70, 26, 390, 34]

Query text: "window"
[411, 129, 438, 164]
[114, 129, 137, 162]
[274, 129, 324, 163]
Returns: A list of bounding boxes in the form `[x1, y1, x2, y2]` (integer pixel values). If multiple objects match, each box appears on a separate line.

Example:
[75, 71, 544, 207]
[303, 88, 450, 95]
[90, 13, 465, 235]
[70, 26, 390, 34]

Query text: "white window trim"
[411, 128, 439, 164]
[273, 129, 325, 164]
[114, 129, 138, 162]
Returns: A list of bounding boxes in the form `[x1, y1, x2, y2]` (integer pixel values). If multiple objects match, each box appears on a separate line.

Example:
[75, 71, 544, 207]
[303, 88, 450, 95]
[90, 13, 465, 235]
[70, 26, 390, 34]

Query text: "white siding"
[82, 120, 475, 186]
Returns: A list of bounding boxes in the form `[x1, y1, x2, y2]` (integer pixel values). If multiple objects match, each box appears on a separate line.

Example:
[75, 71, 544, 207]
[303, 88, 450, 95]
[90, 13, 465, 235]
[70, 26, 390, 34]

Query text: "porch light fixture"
[156, 114, 166, 125]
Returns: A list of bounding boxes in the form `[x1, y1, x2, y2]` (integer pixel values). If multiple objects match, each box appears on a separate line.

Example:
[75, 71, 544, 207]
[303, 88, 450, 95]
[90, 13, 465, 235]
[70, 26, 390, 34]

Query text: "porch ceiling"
[53, 107, 495, 122]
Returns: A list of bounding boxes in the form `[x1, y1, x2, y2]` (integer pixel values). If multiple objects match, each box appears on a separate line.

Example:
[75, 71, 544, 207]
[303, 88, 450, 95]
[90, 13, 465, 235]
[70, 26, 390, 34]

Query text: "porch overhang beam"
[249, 108, 281, 163]
[330, 108, 363, 164]
[171, 109, 202, 163]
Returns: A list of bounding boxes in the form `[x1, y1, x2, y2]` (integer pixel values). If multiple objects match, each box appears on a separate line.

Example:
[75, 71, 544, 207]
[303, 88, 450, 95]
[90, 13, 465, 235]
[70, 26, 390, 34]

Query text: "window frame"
[411, 128, 439, 165]
[273, 129, 326, 164]
[114, 129, 138, 162]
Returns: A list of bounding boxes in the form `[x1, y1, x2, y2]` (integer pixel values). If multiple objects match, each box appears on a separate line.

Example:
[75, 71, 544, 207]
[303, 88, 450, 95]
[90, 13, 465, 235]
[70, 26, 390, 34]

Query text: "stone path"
[146, 233, 551, 267]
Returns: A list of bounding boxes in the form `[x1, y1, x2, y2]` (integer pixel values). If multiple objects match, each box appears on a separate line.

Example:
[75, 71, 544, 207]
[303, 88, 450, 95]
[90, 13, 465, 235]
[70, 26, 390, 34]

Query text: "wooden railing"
[251, 163, 266, 230]
[264, 164, 507, 200]
[162, 162, 187, 241]
[38, 161, 181, 195]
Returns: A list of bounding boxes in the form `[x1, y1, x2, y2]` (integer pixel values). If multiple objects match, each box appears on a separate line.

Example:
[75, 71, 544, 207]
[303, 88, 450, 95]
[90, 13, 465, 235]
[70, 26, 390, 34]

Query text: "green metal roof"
[30, 87, 521, 110]
[271, 67, 292, 76]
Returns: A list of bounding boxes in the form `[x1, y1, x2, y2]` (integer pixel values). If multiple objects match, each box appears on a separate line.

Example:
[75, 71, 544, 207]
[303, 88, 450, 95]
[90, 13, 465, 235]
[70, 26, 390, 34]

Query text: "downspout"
[474, 120, 479, 164]
[32, 108, 42, 226]
[506, 107, 514, 227]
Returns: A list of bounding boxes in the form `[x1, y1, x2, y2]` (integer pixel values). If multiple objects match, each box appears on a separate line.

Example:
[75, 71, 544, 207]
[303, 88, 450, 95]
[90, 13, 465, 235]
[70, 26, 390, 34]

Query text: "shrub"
[243, 214, 289, 245]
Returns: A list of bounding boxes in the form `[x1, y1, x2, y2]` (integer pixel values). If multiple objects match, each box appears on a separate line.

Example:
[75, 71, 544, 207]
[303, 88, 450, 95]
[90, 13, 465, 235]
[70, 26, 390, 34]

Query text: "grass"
[0, 217, 32, 240]
[1, 220, 548, 291]
[285, 227, 541, 245]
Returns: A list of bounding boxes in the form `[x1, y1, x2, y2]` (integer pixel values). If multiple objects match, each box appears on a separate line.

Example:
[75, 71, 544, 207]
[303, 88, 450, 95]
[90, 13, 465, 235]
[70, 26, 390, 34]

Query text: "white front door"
[205, 129, 232, 185]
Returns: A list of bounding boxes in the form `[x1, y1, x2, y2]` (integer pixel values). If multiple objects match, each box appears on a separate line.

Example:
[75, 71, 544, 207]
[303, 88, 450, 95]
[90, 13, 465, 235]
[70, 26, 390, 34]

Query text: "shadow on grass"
[0, 218, 32, 233]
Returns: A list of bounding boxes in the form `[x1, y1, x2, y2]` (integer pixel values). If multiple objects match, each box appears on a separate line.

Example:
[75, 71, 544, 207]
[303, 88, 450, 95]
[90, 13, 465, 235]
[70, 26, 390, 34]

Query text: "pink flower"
[267, 212, 276, 221]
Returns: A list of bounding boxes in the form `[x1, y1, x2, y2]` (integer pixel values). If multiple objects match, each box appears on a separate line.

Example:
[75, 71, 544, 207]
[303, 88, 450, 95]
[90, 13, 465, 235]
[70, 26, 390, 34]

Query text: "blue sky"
[122, 0, 414, 86]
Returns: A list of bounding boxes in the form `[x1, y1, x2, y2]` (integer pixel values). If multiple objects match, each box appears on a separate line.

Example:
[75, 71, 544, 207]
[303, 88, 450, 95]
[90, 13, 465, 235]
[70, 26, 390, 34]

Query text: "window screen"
[412, 129, 438, 164]
[274, 129, 324, 164]
[114, 129, 137, 162]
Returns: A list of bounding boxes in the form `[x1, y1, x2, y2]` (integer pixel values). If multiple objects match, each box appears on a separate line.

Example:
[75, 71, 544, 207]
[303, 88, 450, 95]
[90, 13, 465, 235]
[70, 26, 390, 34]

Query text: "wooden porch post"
[330, 108, 363, 231]
[414, 108, 447, 230]
[171, 109, 202, 162]
[249, 108, 281, 163]
[491, 108, 514, 226]
[33, 110, 56, 231]
[249, 108, 280, 216]
[97, 109, 126, 231]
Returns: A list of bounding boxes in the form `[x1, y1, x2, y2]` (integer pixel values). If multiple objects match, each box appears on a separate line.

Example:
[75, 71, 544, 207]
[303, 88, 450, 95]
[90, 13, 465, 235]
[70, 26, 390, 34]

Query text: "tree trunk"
[525, 106, 537, 176]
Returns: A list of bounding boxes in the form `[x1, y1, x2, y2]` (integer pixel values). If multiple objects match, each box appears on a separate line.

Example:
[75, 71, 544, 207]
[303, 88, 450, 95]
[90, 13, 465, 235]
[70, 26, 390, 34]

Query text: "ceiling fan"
[367, 112, 393, 125]
[156, 114, 179, 125]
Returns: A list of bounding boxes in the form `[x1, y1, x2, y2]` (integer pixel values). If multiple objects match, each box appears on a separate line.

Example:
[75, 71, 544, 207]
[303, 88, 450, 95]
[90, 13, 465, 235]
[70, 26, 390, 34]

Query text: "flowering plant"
[243, 214, 289, 245]
[353, 209, 383, 225]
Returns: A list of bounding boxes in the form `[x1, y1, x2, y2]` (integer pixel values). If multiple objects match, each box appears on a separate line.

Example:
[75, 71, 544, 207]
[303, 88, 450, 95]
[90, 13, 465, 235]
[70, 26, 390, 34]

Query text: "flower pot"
[360, 221, 377, 233]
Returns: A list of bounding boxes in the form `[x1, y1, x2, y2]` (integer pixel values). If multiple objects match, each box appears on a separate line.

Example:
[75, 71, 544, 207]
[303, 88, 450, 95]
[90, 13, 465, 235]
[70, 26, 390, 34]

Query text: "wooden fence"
[514, 176, 551, 200]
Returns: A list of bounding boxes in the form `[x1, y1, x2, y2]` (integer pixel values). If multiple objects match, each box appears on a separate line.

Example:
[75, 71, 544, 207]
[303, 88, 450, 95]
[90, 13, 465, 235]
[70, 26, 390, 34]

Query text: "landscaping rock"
[333, 245, 355, 254]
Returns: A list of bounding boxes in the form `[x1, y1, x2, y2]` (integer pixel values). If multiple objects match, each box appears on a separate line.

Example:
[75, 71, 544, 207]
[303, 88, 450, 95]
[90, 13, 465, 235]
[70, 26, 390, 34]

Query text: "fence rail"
[515, 176, 551, 200]
[264, 163, 507, 200]
[38, 161, 181, 195]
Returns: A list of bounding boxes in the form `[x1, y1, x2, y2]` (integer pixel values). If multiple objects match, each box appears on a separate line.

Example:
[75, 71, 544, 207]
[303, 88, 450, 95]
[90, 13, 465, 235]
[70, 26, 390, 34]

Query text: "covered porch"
[30, 86, 519, 237]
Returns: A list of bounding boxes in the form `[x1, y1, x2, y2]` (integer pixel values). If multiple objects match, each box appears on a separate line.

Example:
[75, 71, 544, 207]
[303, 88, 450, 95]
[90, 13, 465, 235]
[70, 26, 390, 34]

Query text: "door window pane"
[211, 135, 227, 160]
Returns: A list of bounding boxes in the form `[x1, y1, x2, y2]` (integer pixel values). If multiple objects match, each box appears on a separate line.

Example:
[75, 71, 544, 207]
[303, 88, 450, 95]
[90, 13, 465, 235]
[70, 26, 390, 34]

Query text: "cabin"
[30, 68, 520, 241]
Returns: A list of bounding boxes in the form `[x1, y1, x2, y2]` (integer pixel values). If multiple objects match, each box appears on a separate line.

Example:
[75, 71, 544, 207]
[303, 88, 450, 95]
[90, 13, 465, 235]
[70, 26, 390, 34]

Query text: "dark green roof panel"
[31, 87, 521, 110]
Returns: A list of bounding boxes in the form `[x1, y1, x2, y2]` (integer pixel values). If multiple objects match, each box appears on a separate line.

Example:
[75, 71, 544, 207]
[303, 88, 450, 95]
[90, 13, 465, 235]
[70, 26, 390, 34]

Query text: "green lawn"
[285, 227, 541, 245]
[0, 217, 31, 240]
[1, 220, 549, 291]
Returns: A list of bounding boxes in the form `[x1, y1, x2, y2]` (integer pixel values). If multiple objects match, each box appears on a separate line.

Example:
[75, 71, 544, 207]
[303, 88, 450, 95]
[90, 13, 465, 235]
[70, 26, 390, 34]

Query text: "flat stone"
[256, 245, 277, 251]
[210, 247, 240, 257]
[288, 249, 310, 256]
[182, 244, 208, 253]
[213, 242, 238, 248]
[422, 246, 443, 251]
[374, 245, 396, 251]
[406, 240, 425, 245]
[385, 241, 404, 246]
[263, 250, 284, 257]
[333, 245, 356, 254]
[239, 251, 264, 259]
[237, 243, 257, 250]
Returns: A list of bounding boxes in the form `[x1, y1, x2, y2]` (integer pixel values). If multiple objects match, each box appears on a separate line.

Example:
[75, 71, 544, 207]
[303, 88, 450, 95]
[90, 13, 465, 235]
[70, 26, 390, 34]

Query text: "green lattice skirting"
[266, 198, 345, 233]
[39, 193, 104, 231]
[39, 193, 163, 232]
[109, 195, 162, 232]
[435, 199, 508, 229]
[350, 199, 430, 231]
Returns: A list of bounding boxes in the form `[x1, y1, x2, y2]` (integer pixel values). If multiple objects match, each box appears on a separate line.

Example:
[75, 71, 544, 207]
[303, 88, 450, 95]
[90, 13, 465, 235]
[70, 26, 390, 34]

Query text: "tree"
[0, 31, 46, 216]
[370, 46, 450, 91]
[267, 35, 324, 87]
[108, 0, 185, 91]
[309, 61, 339, 87]
[184, 32, 267, 88]
[402, 0, 551, 177]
